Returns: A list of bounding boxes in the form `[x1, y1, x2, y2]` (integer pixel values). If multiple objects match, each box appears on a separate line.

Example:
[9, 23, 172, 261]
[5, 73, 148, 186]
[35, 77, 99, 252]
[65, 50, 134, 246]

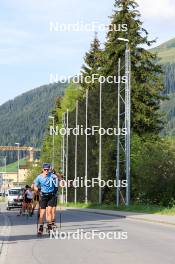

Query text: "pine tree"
[81, 32, 103, 90]
[104, 0, 166, 134]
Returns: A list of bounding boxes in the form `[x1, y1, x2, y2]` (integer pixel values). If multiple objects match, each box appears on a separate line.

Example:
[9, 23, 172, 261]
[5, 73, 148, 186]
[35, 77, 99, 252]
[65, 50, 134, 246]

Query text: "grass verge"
[64, 202, 175, 216]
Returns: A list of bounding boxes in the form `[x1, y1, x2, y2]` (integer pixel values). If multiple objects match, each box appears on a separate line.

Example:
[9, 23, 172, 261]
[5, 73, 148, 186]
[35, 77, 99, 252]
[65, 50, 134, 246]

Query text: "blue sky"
[0, 0, 175, 105]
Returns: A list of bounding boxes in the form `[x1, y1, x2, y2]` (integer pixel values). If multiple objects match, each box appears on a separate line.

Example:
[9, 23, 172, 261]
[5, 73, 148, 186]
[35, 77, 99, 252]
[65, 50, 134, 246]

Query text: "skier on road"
[34, 163, 58, 235]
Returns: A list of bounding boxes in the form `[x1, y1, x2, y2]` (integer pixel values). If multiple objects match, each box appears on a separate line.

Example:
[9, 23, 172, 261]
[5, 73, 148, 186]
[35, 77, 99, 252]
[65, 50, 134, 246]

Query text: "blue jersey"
[34, 172, 58, 193]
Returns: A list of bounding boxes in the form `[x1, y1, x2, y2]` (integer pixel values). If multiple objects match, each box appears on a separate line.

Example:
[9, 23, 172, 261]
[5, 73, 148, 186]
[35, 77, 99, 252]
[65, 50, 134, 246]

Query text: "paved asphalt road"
[0, 203, 175, 264]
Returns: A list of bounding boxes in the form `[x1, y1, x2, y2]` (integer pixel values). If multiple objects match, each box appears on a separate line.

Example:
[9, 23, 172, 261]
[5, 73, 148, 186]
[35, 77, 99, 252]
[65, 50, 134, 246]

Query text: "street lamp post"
[116, 58, 121, 207]
[4, 156, 7, 192]
[99, 82, 102, 204]
[85, 89, 88, 204]
[49, 116, 55, 169]
[125, 41, 131, 206]
[65, 109, 69, 204]
[74, 101, 78, 204]
[117, 37, 131, 206]
[15, 143, 20, 186]
[62, 112, 66, 203]
[0, 156, 7, 192]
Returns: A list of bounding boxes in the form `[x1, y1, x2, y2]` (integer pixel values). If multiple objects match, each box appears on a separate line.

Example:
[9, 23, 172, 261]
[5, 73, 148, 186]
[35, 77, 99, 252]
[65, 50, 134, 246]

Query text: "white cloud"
[138, 0, 175, 19]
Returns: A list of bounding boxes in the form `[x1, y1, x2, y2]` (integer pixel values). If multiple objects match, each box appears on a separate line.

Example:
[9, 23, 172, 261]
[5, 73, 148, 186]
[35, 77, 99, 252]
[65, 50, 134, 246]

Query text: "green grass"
[0, 158, 27, 172]
[64, 202, 175, 216]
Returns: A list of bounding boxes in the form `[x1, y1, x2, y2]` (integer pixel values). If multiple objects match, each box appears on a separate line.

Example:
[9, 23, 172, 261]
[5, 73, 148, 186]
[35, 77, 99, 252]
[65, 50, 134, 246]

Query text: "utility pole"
[99, 82, 102, 204]
[116, 58, 121, 207]
[85, 89, 88, 204]
[0, 156, 7, 192]
[49, 116, 55, 169]
[65, 109, 69, 204]
[117, 38, 131, 206]
[125, 42, 131, 206]
[15, 143, 20, 186]
[61, 112, 65, 203]
[74, 100, 78, 204]
[4, 156, 7, 192]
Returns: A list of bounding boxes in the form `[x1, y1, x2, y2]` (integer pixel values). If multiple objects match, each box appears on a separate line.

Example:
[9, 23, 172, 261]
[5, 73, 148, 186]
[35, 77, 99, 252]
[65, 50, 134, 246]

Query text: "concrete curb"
[65, 207, 175, 227]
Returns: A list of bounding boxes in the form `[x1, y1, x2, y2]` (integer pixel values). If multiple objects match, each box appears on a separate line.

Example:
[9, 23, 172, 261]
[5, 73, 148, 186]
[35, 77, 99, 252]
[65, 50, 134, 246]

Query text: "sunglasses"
[43, 168, 49, 171]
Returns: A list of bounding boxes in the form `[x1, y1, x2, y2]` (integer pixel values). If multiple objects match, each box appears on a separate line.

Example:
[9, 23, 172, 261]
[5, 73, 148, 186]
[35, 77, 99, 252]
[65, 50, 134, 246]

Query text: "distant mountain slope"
[151, 38, 175, 64]
[150, 38, 175, 135]
[0, 82, 67, 162]
[160, 93, 175, 136]
[151, 38, 175, 95]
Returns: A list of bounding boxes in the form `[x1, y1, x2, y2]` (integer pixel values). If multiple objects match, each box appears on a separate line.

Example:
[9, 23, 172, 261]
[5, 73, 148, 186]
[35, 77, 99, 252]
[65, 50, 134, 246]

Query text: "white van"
[6, 187, 24, 210]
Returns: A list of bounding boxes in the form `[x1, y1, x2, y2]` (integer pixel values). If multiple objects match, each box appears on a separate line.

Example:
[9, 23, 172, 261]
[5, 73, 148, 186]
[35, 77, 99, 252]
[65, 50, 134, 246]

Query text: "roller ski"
[47, 223, 53, 235]
[51, 222, 58, 232]
[37, 225, 44, 236]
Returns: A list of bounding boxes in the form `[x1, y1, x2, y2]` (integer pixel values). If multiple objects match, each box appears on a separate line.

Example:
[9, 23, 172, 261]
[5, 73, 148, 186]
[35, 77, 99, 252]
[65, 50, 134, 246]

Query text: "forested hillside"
[161, 64, 175, 136]
[163, 64, 175, 94]
[0, 82, 67, 163]
[152, 38, 175, 135]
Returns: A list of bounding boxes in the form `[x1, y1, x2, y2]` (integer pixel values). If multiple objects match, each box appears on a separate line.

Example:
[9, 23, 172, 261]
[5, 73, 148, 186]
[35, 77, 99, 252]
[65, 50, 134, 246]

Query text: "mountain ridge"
[151, 37, 175, 64]
[0, 82, 67, 163]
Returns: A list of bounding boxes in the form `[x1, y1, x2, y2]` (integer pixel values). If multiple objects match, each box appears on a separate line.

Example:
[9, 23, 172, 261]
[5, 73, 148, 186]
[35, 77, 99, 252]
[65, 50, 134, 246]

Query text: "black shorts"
[53, 195, 58, 207]
[25, 198, 32, 204]
[40, 193, 55, 209]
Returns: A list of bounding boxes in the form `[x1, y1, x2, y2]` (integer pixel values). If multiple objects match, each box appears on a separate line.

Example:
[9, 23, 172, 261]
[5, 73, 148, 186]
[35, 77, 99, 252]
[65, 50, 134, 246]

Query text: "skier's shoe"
[51, 222, 57, 231]
[38, 225, 44, 235]
[47, 223, 53, 234]
[51, 221, 57, 227]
